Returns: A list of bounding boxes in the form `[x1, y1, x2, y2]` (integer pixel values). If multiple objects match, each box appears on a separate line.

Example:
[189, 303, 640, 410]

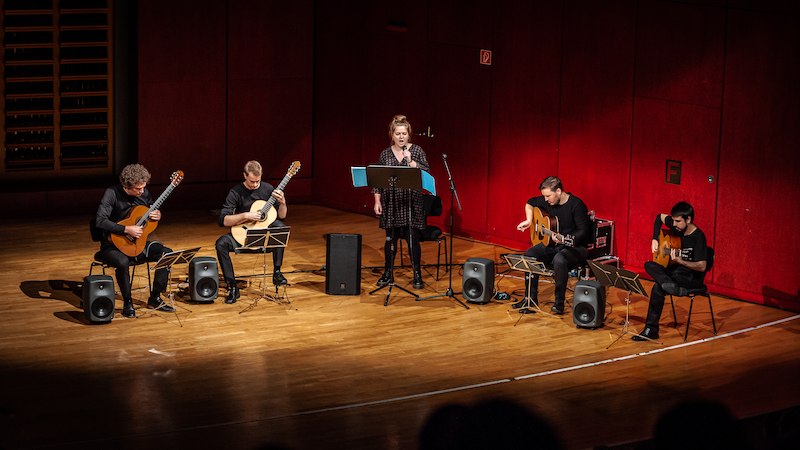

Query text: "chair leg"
[435, 239, 442, 281]
[669, 295, 679, 329]
[443, 237, 449, 275]
[684, 295, 696, 342]
[706, 294, 717, 335]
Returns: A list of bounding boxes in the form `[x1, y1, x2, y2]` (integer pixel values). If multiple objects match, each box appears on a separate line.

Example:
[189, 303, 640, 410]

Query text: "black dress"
[374, 143, 430, 230]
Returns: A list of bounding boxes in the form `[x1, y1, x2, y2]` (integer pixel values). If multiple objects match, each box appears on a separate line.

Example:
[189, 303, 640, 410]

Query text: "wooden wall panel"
[716, 8, 800, 309]
[138, 0, 227, 185]
[487, 1, 562, 250]
[625, 1, 725, 271]
[558, 0, 637, 261]
[628, 98, 720, 270]
[311, 2, 370, 214]
[426, 42, 493, 239]
[227, 0, 313, 186]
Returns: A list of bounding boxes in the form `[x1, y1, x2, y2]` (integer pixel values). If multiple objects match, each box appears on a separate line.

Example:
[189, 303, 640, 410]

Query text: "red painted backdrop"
[134, 0, 800, 310]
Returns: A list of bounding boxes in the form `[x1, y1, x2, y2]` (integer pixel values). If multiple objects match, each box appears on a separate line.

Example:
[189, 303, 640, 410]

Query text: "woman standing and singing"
[373, 114, 430, 289]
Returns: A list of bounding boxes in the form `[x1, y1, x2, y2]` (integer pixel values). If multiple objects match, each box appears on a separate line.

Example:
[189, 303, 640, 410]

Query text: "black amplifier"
[587, 218, 614, 260]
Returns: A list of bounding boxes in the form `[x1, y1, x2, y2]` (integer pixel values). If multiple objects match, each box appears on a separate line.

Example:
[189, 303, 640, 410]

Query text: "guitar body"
[229, 161, 302, 246]
[530, 207, 559, 247]
[231, 200, 279, 245]
[653, 228, 682, 268]
[108, 170, 183, 257]
[109, 205, 159, 257]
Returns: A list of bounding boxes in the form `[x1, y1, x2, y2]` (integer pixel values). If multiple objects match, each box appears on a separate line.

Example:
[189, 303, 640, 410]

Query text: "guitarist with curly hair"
[94, 164, 177, 318]
[515, 176, 592, 315]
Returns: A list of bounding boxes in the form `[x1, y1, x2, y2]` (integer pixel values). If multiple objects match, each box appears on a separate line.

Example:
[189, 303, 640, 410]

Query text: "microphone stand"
[417, 153, 468, 309]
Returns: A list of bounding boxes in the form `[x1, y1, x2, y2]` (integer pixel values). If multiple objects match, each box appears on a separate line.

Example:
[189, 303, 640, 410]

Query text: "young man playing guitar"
[633, 201, 709, 341]
[215, 160, 289, 304]
[515, 176, 591, 315]
[94, 164, 176, 318]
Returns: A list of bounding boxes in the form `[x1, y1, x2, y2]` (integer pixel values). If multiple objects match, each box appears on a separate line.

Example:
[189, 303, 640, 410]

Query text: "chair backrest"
[423, 194, 443, 217]
[705, 247, 715, 272]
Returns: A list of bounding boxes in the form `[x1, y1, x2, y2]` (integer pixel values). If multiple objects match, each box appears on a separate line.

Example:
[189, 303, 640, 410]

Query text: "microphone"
[402, 145, 410, 164]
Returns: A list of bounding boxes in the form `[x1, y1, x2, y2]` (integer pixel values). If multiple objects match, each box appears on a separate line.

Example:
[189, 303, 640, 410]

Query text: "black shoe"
[550, 305, 564, 315]
[148, 295, 175, 313]
[511, 298, 537, 309]
[632, 327, 659, 341]
[122, 300, 135, 318]
[377, 270, 393, 287]
[273, 271, 288, 286]
[413, 270, 424, 289]
[225, 283, 240, 304]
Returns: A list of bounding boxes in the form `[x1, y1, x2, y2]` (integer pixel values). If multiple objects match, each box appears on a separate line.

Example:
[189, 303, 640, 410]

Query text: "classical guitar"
[110, 170, 184, 257]
[231, 161, 301, 246]
[653, 228, 682, 268]
[530, 206, 574, 247]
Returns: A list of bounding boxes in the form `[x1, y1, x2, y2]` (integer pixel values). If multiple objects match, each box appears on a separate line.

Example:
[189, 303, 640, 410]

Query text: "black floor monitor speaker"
[189, 256, 218, 303]
[462, 257, 494, 304]
[573, 280, 606, 328]
[83, 275, 115, 323]
[326, 233, 361, 295]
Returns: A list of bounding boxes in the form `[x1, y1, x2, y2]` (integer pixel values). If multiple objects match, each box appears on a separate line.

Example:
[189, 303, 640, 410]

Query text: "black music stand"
[504, 254, 557, 325]
[146, 247, 200, 326]
[238, 226, 291, 313]
[587, 260, 654, 348]
[367, 165, 422, 306]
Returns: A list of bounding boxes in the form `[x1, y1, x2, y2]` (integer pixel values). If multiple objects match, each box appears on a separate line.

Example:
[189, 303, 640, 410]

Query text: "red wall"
[138, 0, 313, 209]
[134, 0, 800, 310]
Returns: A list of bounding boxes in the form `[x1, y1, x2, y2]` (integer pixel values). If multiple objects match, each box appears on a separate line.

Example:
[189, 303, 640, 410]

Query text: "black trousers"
[524, 243, 587, 308]
[643, 261, 705, 331]
[96, 241, 172, 301]
[215, 220, 286, 284]
[384, 226, 422, 271]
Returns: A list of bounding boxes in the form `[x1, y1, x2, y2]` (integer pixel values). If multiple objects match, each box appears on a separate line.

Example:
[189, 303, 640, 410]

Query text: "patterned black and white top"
[373, 143, 430, 230]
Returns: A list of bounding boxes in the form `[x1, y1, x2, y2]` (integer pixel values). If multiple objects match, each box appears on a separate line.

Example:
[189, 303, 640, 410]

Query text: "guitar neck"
[135, 181, 178, 227]
[259, 172, 294, 214]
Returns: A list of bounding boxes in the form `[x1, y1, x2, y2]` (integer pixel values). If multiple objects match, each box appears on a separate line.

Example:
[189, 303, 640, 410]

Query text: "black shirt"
[95, 184, 153, 237]
[218, 181, 279, 227]
[526, 193, 592, 248]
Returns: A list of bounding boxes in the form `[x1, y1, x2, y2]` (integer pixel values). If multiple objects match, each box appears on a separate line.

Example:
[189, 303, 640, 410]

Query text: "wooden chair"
[669, 247, 717, 341]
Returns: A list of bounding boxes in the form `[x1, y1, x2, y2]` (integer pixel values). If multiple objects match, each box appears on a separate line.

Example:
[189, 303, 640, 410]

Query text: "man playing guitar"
[215, 160, 289, 304]
[633, 201, 709, 341]
[515, 176, 591, 315]
[94, 164, 176, 317]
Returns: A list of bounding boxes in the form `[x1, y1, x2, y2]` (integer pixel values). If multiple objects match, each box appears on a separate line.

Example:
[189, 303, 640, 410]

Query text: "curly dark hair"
[119, 164, 151, 188]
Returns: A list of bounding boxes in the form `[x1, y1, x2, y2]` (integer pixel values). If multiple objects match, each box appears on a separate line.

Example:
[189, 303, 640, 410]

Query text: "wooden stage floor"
[0, 205, 798, 449]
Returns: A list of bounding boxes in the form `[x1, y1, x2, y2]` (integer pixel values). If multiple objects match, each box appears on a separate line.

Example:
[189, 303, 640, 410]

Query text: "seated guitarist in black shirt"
[215, 160, 289, 304]
[633, 201, 708, 341]
[94, 164, 176, 318]
[515, 176, 591, 315]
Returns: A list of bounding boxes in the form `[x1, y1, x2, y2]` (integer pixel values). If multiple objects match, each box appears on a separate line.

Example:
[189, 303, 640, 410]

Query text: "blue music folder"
[351, 166, 436, 195]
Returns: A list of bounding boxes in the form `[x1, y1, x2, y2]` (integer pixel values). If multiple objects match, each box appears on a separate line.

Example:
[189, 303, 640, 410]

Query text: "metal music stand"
[147, 247, 201, 326]
[587, 260, 654, 348]
[504, 254, 557, 325]
[366, 165, 422, 306]
[238, 226, 291, 313]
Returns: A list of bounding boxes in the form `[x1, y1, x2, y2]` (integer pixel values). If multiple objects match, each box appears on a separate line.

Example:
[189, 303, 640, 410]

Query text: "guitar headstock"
[170, 170, 185, 186]
[287, 161, 301, 176]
